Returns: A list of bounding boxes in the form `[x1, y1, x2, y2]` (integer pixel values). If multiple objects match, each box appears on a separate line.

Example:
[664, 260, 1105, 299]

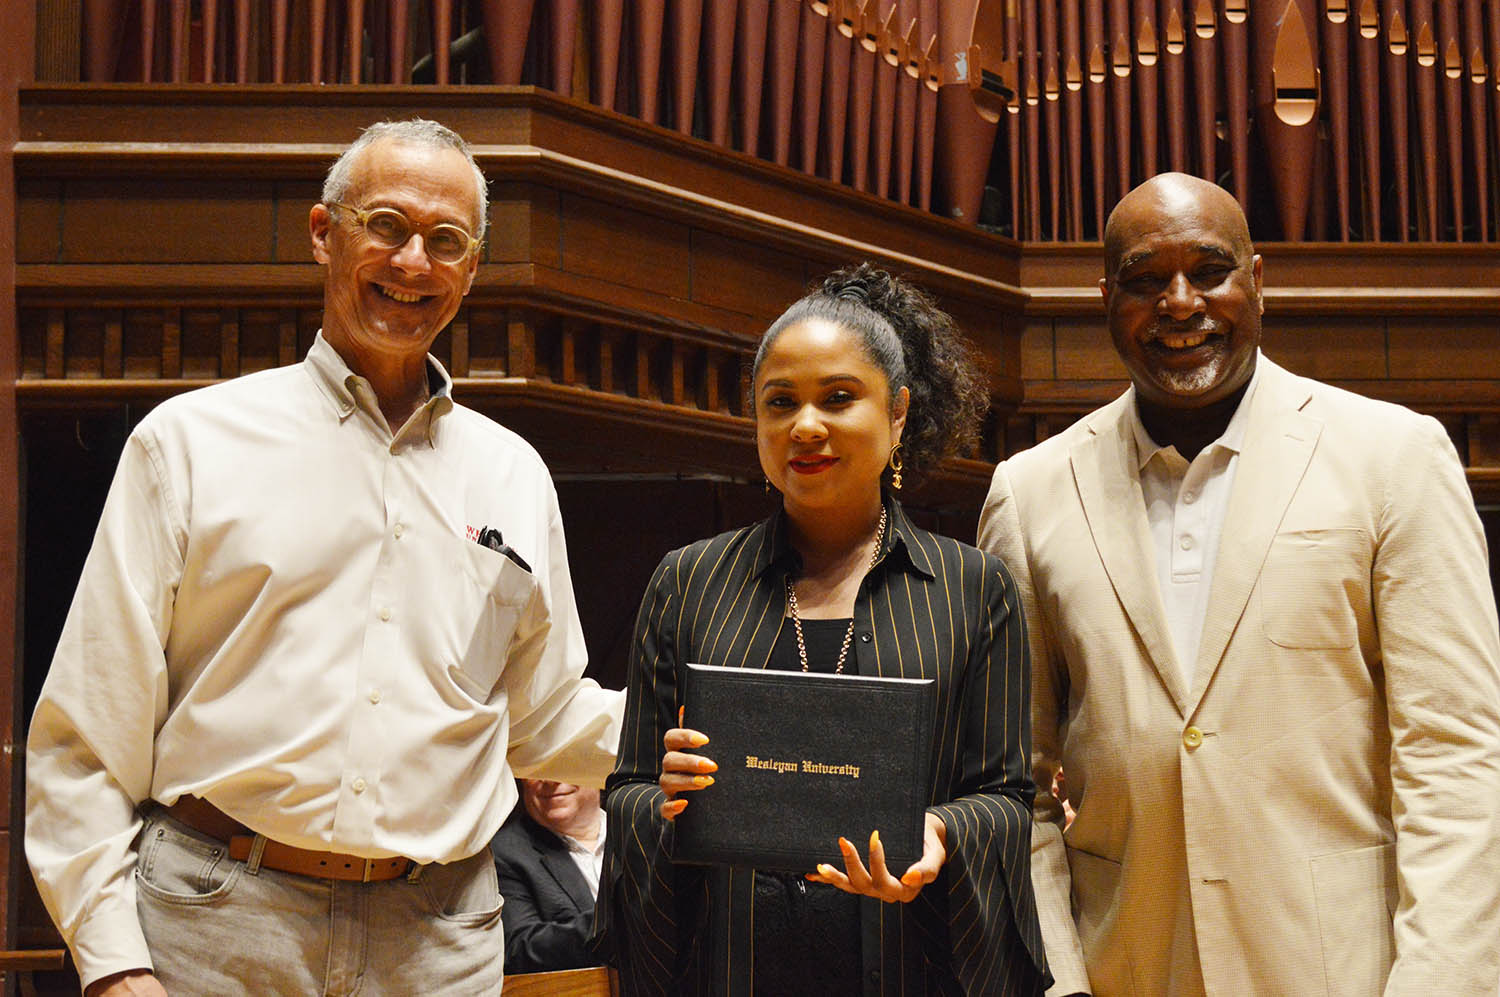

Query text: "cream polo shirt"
[25, 333, 623, 990]
[1129, 360, 1262, 689]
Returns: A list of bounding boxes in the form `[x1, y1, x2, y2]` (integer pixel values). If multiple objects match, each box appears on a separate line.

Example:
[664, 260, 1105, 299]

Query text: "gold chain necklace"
[785, 506, 888, 673]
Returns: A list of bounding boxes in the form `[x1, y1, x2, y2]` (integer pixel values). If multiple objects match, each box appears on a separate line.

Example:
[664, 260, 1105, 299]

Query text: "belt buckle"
[361, 858, 376, 883]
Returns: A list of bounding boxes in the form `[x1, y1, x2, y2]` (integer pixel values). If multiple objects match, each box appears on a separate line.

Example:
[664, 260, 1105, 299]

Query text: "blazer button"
[1182, 726, 1204, 750]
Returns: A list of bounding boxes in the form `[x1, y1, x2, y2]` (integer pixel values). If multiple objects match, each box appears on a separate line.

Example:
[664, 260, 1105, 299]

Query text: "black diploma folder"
[674, 662, 936, 872]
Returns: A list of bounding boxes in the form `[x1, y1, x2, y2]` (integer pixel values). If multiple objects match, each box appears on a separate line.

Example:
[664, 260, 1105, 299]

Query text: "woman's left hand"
[805, 812, 948, 903]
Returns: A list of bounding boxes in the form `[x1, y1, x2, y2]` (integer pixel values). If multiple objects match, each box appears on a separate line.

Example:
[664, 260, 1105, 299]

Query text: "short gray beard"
[1156, 360, 1221, 396]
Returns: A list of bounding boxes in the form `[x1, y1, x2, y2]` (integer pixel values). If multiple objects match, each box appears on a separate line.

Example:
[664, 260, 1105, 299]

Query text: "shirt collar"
[304, 331, 454, 445]
[751, 494, 937, 582]
[1129, 351, 1263, 470]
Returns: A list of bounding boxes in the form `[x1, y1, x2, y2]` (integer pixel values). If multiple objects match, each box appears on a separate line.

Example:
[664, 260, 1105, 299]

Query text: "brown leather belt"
[163, 796, 413, 883]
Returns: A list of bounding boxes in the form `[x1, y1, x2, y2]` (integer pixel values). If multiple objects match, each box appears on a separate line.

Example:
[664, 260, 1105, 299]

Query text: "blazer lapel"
[1071, 396, 1192, 713]
[1189, 361, 1321, 710]
[530, 819, 596, 914]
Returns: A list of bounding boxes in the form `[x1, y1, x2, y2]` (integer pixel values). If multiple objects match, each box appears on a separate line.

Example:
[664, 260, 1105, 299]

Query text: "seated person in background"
[491, 779, 607, 975]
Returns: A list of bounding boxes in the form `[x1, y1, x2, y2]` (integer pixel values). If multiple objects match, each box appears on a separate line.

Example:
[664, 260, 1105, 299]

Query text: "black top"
[750, 619, 863, 995]
[598, 497, 1050, 997]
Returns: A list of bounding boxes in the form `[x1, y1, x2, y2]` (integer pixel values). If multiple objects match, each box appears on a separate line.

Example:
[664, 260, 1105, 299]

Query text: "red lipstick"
[789, 456, 838, 474]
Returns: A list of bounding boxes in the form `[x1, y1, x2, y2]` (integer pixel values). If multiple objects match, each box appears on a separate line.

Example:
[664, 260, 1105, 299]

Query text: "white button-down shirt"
[561, 809, 607, 900]
[1130, 362, 1262, 689]
[25, 334, 622, 988]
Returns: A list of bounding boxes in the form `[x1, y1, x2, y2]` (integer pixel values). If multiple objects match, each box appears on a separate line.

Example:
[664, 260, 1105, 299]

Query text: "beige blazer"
[979, 358, 1500, 997]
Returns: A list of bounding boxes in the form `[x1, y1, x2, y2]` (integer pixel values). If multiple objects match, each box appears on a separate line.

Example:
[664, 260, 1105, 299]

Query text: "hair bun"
[821, 263, 896, 311]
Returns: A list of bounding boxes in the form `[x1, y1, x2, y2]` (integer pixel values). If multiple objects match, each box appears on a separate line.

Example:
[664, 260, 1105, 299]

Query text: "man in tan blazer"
[979, 173, 1500, 996]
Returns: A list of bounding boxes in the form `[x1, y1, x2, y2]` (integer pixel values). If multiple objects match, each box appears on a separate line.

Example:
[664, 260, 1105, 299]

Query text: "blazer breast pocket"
[1261, 528, 1371, 650]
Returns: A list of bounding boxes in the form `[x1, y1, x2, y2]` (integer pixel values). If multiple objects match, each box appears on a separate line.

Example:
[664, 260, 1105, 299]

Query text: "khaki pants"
[135, 809, 505, 995]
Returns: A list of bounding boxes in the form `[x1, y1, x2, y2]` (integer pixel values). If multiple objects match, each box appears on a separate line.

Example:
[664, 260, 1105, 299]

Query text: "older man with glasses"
[25, 119, 623, 997]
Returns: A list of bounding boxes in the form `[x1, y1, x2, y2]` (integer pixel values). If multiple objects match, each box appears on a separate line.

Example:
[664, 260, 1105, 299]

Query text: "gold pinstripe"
[601, 502, 1048, 995]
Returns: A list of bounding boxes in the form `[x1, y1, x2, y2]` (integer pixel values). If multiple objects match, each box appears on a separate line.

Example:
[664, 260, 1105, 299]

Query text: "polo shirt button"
[378, 607, 392, 622]
[1183, 726, 1204, 750]
[352, 777, 367, 794]
[860, 633, 872, 643]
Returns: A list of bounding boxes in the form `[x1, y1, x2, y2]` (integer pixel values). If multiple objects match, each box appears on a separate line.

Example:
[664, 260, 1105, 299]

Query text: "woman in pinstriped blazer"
[598, 265, 1049, 996]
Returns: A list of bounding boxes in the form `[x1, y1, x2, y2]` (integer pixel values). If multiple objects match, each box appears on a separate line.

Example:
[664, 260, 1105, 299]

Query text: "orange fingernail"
[693, 775, 714, 787]
[817, 863, 836, 876]
[698, 758, 718, 772]
[871, 830, 881, 847]
[838, 837, 853, 852]
[689, 733, 709, 747]
[901, 871, 921, 887]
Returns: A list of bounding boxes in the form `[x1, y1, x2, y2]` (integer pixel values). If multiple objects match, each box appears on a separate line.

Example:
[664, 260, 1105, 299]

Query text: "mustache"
[1146, 318, 1220, 340]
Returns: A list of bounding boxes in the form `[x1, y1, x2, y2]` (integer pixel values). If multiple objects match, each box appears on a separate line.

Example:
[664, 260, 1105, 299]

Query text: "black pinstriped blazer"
[597, 497, 1049, 996]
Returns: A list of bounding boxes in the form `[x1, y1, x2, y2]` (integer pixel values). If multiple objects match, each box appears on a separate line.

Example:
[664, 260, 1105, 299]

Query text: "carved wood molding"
[13, 84, 1500, 503]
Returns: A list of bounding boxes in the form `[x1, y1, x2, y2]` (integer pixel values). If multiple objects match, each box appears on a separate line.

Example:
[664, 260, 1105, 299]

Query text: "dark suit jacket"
[490, 808, 605, 975]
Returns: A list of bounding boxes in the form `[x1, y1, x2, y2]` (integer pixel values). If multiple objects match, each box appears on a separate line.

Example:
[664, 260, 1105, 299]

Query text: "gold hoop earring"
[888, 443, 904, 491]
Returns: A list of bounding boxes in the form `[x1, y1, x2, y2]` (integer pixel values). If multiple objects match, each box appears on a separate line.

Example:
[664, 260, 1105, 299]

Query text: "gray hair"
[322, 119, 489, 241]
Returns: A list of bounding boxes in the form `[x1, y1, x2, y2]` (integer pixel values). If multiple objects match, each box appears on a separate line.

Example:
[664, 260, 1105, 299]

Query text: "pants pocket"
[420, 851, 503, 925]
[134, 813, 244, 906]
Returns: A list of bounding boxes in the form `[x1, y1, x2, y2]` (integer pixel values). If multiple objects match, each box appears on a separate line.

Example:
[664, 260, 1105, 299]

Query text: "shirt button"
[1179, 535, 1194, 551]
[378, 607, 392, 622]
[352, 777, 367, 794]
[393, 523, 405, 539]
[1183, 726, 1204, 750]
[368, 689, 382, 705]
[1183, 491, 1197, 504]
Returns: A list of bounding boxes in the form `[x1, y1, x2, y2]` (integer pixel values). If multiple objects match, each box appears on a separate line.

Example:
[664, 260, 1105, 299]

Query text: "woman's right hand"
[659, 707, 716, 820]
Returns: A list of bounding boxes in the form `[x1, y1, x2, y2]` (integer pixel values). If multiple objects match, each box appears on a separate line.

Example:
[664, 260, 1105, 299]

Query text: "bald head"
[1104, 173, 1253, 275]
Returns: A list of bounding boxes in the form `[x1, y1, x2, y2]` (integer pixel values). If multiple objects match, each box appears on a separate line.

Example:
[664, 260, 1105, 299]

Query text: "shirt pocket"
[1260, 528, 1371, 650]
[445, 535, 540, 703]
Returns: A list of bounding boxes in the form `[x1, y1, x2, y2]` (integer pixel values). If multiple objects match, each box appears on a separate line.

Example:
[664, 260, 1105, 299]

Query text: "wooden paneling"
[1053, 319, 1122, 380]
[272, 181, 322, 264]
[15, 179, 59, 262]
[689, 229, 808, 321]
[1258, 320, 1388, 381]
[3, 0, 35, 955]
[57, 180, 274, 263]
[560, 193, 691, 300]
[1388, 320, 1500, 380]
[1019, 322, 1055, 381]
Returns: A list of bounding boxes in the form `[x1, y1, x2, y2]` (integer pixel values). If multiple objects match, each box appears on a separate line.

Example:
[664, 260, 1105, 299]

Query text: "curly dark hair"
[752, 263, 990, 486]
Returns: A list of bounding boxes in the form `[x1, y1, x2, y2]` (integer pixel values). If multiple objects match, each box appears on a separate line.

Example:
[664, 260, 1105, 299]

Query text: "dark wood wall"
[2, 0, 35, 972]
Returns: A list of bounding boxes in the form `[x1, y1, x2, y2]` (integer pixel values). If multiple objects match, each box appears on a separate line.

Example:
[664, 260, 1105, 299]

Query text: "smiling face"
[520, 779, 601, 839]
[309, 138, 481, 369]
[1101, 175, 1263, 412]
[755, 318, 908, 516]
